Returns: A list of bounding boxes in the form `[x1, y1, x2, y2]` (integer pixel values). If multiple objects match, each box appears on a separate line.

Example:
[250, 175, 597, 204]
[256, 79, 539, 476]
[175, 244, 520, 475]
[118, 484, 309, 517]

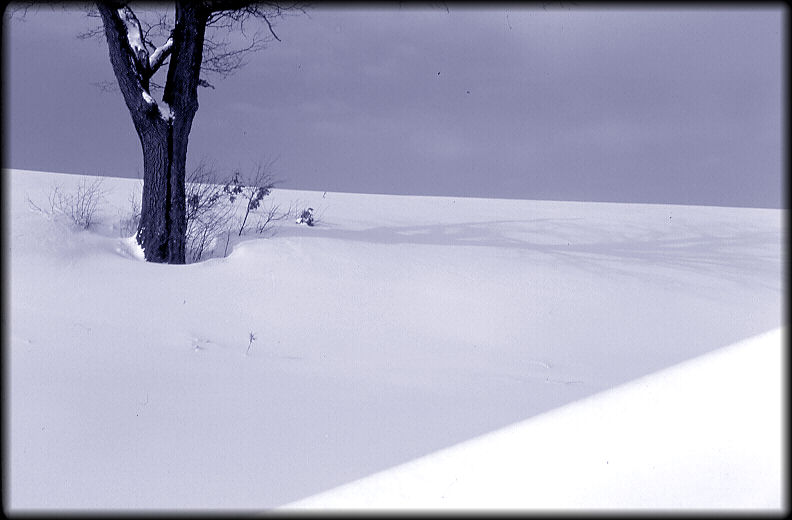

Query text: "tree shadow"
[274, 216, 783, 293]
[105, 212, 784, 507]
[253, 214, 785, 506]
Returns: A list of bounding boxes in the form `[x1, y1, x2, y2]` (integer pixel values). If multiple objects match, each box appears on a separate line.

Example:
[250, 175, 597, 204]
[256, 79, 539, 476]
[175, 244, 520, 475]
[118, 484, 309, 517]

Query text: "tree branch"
[202, 0, 303, 13]
[162, 2, 209, 117]
[148, 35, 174, 74]
[96, 2, 153, 118]
[201, 31, 265, 77]
[261, 13, 280, 41]
[94, 2, 306, 95]
[117, 5, 150, 74]
[204, 2, 307, 40]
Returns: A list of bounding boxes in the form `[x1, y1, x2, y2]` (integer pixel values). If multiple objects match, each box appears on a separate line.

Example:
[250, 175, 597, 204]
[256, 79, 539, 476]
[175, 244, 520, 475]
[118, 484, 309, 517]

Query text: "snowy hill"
[6, 168, 785, 511]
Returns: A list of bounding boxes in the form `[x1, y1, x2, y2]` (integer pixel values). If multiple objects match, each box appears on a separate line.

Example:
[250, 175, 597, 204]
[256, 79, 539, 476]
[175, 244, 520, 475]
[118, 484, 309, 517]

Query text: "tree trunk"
[98, 2, 207, 264]
[160, 2, 208, 264]
[137, 118, 183, 263]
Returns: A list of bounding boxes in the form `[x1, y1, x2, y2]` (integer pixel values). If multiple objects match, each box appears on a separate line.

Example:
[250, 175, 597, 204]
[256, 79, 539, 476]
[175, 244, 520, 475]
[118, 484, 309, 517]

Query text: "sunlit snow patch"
[116, 235, 145, 261]
[282, 327, 784, 510]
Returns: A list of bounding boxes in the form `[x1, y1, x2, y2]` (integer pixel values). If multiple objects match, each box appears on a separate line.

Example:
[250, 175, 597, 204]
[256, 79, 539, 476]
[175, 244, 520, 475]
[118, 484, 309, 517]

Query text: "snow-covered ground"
[6, 168, 785, 511]
[284, 327, 784, 510]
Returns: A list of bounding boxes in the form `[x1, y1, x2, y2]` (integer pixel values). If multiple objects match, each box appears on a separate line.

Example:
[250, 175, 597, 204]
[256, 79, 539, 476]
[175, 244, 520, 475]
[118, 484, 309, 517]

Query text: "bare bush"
[28, 178, 108, 230]
[224, 161, 279, 236]
[254, 201, 291, 236]
[186, 160, 224, 225]
[187, 208, 235, 262]
[26, 195, 46, 215]
[183, 159, 291, 262]
[185, 161, 235, 262]
[118, 186, 142, 237]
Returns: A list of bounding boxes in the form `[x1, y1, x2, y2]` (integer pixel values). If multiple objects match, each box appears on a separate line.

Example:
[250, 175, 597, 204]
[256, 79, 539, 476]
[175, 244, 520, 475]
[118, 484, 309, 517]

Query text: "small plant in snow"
[246, 331, 256, 355]
[295, 207, 315, 226]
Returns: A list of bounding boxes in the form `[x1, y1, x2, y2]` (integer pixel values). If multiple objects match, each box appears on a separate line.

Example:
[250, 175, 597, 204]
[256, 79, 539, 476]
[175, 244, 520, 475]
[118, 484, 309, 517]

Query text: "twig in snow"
[223, 228, 232, 257]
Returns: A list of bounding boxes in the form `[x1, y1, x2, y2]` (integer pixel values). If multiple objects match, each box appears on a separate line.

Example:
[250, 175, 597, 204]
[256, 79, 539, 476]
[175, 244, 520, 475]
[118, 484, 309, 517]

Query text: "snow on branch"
[117, 6, 149, 70]
[148, 36, 174, 73]
[136, 83, 174, 121]
[158, 100, 174, 121]
[142, 90, 175, 122]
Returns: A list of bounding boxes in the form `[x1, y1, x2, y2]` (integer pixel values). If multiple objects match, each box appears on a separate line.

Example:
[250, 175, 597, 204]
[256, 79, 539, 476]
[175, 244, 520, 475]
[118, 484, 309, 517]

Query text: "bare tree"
[90, 1, 305, 263]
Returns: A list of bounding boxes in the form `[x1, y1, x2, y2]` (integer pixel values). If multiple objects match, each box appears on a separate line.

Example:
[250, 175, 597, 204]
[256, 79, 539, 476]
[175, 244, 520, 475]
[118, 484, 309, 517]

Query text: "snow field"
[6, 168, 784, 510]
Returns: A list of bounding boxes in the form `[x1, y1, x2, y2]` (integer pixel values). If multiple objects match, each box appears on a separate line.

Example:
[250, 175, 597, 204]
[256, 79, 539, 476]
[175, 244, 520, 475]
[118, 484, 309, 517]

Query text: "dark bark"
[161, 2, 208, 263]
[96, 1, 301, 263]
[98, 1, 207, 264]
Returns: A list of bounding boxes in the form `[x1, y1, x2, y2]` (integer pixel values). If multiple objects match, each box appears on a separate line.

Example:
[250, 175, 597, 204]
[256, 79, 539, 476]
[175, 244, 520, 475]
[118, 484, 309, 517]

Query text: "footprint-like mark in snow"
[12, 335, 34, 347]
[544, 377, 584, 386]
[190, 336, 219, 352]
[528, 358, 552, 369]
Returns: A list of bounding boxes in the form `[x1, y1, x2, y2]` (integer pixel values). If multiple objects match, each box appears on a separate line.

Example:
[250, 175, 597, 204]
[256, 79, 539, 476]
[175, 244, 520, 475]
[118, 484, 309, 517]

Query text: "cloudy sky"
[4, 5, 784, 208]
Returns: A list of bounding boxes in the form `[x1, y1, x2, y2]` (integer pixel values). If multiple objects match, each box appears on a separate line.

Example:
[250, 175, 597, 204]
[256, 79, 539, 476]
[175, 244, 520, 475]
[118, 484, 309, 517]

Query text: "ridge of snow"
[282, 327, 784, 510]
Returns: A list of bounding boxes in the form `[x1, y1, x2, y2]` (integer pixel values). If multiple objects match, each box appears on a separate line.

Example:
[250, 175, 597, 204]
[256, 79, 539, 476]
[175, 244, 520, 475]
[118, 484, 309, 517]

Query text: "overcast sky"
[3, 5, 784, 208]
